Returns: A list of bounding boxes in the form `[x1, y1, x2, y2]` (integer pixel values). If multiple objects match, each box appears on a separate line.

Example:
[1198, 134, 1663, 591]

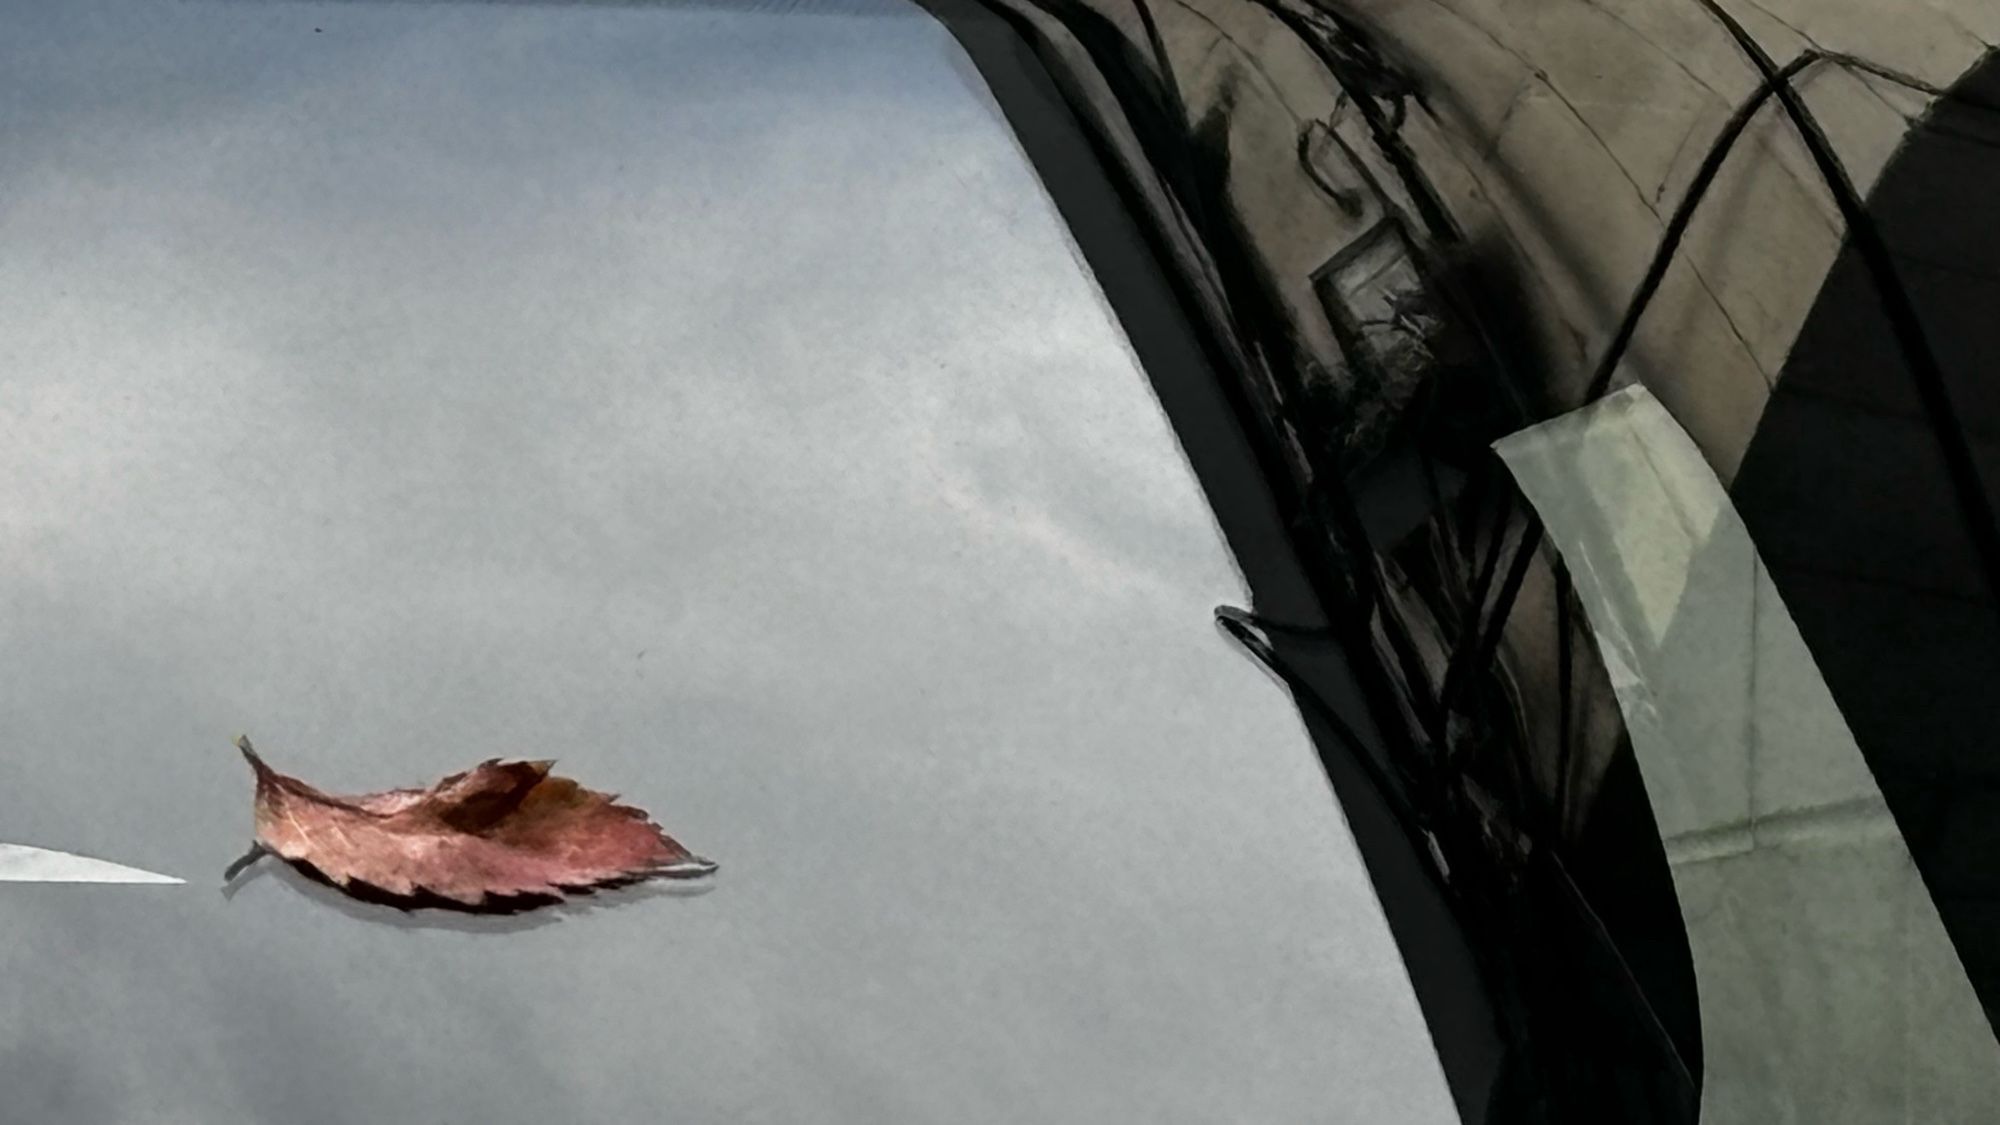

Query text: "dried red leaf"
[235, 736, 714, 908]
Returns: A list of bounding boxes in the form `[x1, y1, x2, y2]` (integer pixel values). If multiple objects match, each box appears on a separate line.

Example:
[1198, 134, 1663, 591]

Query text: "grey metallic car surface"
[0, 3, 1452, 1122]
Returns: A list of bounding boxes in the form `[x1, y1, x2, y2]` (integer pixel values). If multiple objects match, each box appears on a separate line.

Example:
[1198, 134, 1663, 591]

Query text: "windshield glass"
[0, 2, 1454, 1121]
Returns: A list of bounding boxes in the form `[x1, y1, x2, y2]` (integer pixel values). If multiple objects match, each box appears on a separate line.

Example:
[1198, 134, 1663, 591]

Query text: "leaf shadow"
[222, 855, 715, 934]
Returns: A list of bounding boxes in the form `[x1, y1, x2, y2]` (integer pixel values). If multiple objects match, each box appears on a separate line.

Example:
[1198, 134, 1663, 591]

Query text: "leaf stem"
[221, 842, 267, 884]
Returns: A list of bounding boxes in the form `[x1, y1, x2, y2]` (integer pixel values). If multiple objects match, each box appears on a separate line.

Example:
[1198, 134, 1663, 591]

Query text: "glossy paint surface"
[0, 3, 1454, 1121]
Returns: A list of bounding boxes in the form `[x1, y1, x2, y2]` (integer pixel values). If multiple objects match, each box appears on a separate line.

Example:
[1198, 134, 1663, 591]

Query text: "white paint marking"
[0, 843, 184, 884]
